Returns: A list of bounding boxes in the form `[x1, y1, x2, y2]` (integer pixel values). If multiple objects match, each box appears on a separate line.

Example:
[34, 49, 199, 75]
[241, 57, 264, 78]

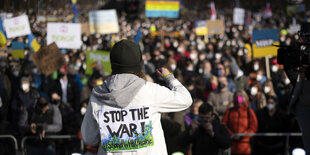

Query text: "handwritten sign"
[99, 105, 154, 152]
[47, 23, 82, 49]
[3, 15, 31, 38]
[86, 51, 112, 75]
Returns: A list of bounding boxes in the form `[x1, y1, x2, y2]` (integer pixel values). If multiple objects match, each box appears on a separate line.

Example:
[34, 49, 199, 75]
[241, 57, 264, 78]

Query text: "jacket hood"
[91, 74, 146, 108]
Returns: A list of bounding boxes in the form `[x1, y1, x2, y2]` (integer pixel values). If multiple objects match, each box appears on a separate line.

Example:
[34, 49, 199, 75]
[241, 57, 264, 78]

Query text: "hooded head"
[110, 40, 143, 74]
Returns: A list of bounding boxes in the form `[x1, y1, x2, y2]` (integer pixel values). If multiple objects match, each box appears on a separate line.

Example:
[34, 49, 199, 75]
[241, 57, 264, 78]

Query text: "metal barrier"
[228, 132, 302, 155]
[21, 135, 84, 155]
[0, 135, 18, 151]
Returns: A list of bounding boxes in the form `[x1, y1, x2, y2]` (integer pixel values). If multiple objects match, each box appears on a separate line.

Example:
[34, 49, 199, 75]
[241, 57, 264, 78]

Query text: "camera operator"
[183, 103, 232, 155]
[27, 96, 62, 155]
[279, 22, 310, 155]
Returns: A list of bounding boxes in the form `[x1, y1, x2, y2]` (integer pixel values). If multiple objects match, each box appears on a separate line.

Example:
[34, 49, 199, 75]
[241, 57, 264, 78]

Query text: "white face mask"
[271, 65, 279, 72]
[264, 86, 271, 93]
[256, 74, 263, 81]
[170, 64, 176, 71]
[81, 107, 87, 115]
[76, 62, 82, 68]
[22, 83, 29, 91]
[267, 103, 275, 111]
[173, 42, 179, 48]
[284, 78, 290, 85]
[253, 64, 259, 71]
[190, 53, 197, 60]
[250, 87, 258, 95]
[215, 53, 222, 59]
[177, 47, 184, 53]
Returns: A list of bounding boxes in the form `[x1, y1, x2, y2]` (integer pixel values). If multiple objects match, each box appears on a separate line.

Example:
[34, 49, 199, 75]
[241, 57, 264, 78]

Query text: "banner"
[288, 24, 300, 34]
[286, 4, 305, 15]
[99, 105, 154, 152]
[30, 43, 65, 76]
[233, 8, 245, 25]
[3, 15, 31, 38]
[145, 0, 180, 18]
[11, 41, 24, 58]
[206, 19, 224, 36]
[86, 50, 112, 75]
[89, 10, 119, 34]
[47, 23, 82, 49]
[252, 29, 279, 58]
[195, 20, 207, 36]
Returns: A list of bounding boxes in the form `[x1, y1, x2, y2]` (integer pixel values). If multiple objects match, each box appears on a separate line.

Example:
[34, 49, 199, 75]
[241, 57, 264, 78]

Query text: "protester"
[81, 40, 192, 154]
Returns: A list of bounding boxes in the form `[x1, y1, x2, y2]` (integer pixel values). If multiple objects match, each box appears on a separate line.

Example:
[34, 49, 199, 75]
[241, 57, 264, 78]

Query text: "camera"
[277, 22, 310, 68]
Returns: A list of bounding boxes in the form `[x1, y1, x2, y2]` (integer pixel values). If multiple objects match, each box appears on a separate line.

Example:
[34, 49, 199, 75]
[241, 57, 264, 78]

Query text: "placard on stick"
[31, 42, 65, 76]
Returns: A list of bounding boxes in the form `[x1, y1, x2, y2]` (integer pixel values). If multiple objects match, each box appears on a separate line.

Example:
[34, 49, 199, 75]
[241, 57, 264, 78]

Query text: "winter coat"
[207, 89, 233, 117]
[81, 74, 192, 155]
[222, 101, 258, 155]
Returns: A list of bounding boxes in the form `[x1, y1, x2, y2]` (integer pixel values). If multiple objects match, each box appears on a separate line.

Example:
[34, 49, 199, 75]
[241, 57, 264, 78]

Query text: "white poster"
[89, 9, 119, 34]
[3, 15, 31, 38]
[47, 23, 82, 49]
[98, 105, 154, 152]
[233, 8, 245, 25]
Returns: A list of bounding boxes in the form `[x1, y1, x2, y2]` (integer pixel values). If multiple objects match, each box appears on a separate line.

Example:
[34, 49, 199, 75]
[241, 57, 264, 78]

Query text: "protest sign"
[81, 23, 90, 35]
[11, 41, 24, 59]
[195, 20, 207, 36]
[99, 105, 154, 152]
[145, 0, 180, 18]
[86, 50, 112, 75]
[30, 42, 65, 76]
[3, 15, 31, 38]
[47, 23, 82, 49]
[233, 8, 245, 25]
[286, 3, 305, 15]
[206, 19, 224, 36]
[37, 16, 46, 22]
[252, 28, 279, 58]
[89, 9, 119, 34]
[288, 24, 300, 34]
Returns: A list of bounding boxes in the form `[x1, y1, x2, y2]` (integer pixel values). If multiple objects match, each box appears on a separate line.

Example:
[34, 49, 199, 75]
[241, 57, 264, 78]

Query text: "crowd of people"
[0, 2, 309, 155]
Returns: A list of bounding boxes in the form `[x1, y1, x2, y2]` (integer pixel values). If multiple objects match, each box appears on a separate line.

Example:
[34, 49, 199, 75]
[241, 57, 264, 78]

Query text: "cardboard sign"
[233, 8, 245, 25]
[99, 105, 154, 152]
[252, 29, 279, 58]
[30, 43, 65, 76]
[207, 19, 224, 36]
[81, 23, 90, 35]
[89, 10, 119, 34]
[47, 23, 82, 49]
[86, 50, 112, 75]
[145, 0, 180, 18]
[195, 20, 208, 36]
[11, 41, 24, 59]
[3, 15, 31, 38]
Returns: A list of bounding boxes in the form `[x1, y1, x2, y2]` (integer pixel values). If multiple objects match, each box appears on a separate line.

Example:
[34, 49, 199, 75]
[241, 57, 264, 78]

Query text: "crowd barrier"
[228, 132, 303, 155]
[0, 135, 18, 150]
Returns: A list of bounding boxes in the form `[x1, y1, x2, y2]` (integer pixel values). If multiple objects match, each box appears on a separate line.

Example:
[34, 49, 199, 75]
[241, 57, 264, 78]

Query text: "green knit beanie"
[110, 40, 143, 74]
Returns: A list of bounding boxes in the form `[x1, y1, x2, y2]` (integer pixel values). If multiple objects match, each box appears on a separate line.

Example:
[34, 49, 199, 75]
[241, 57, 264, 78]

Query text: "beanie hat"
[110, 40, 143, 74]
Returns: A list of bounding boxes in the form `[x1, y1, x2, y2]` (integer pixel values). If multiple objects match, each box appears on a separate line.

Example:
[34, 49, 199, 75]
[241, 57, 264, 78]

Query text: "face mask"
[264, 86, 271, 93]
[76, 62, 82, 68]
[256, 74, 263, 81]
[218, 82, 226, 90]
[267, 103, 275, 111]
[271, 65, 279, 72]
[250, 87, 258, 95]
[173, 42, 179, 48]
[280, 36, 285, 42]
[83, 36, 88, 41]
[215, 53, 222, 59]
[253, 64, 259, 71]
[190, 53, 196, 60]
[81, 107, 87, 115]
[235, 95, 244, 105]
[22, 83, 29, 91]
[217, 69, 223, 77]
[177, 47, 183, 53]
[284, 78, 290, 85]
[170, 64, 176, 71]
[13, 71, 19, 77]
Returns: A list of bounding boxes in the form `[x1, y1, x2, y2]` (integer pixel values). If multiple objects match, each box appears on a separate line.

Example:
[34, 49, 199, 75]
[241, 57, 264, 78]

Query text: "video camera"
[277, 22, 310, 68]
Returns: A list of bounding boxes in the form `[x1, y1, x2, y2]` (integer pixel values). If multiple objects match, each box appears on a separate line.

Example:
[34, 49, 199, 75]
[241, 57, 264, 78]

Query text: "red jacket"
[222, 101, 258, 155]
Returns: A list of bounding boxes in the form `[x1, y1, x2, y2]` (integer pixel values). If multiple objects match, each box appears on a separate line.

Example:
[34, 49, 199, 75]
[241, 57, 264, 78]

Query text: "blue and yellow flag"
[0, 18, 7, 46]
[28, 34, 41, 52]
[145, 0, 180, 18]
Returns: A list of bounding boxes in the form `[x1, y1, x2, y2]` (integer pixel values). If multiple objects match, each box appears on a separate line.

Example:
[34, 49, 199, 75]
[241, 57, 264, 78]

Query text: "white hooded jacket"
[81, 73, 192, 155]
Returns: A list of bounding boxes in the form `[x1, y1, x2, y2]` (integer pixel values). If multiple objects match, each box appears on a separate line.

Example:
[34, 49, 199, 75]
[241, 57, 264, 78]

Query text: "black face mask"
[218, 82, 226, 90]
[51, 99, 61, 105]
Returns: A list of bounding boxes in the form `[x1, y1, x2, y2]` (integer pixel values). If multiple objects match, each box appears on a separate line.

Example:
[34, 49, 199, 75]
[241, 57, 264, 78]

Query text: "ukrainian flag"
[28, 34, 41, 52]
[146, 0, 180, 18]
[0, 18, 7, 46]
